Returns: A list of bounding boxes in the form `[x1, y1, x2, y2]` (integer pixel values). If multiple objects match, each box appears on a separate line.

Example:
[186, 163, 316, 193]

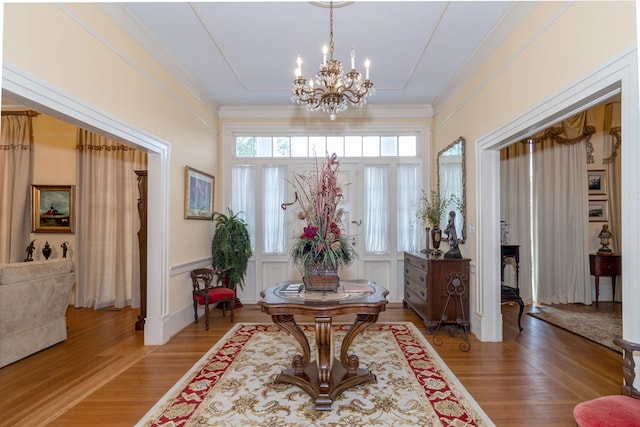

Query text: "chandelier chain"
[329, 2, 334, 59]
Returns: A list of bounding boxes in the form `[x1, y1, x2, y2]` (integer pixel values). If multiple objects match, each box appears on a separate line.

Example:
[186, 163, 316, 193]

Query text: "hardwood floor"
[0, 301, 622, 426]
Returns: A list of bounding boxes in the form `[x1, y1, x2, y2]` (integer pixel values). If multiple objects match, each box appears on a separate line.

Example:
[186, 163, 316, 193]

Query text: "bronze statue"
[443, 211, 462, 259]
[24, 240, 36, 262]
[61, 241, 69, 258]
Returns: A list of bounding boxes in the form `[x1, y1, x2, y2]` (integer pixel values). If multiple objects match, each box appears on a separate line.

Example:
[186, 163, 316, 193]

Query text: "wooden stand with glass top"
[258, 280, 388, 411]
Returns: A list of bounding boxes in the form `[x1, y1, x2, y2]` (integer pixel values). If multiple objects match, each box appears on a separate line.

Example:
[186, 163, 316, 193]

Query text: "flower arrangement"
[283, 153, 356, 274]
[419, 190, 461, 229]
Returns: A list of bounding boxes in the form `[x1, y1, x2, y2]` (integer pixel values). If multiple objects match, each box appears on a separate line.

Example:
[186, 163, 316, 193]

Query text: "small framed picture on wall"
[588, 170, 606, 196]
[184, 166, 214, 219]
[588, 200, 608, 222]
[31, 185, 75, 233]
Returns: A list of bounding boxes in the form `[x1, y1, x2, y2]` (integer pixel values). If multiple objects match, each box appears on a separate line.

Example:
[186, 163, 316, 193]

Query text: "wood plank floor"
[0, 301, 622, 426]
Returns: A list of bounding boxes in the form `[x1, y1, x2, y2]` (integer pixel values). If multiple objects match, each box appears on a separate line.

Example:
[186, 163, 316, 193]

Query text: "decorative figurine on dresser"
[403, 251, 470, 334]
[589, 223, 621, 307]
[443, 210, 462, 259]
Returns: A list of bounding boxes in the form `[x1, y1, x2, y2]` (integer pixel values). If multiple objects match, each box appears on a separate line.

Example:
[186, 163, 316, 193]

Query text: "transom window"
[235, 135, 417, 158]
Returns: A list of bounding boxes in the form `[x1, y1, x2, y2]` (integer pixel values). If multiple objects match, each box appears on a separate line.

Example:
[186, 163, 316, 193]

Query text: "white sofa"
[0, 259, 75, 368]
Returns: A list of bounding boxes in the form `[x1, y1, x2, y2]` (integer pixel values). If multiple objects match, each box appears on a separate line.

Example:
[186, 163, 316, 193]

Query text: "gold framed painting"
[185, 166, 214, 219]
[31, 185, 75, 233]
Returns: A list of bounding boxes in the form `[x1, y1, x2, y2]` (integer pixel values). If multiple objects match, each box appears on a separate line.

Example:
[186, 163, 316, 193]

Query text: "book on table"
[280, 283, 303, 293]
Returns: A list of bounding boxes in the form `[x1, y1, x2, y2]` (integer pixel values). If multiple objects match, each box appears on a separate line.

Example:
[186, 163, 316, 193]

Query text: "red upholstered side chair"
[190, 268, 235, 330]
[574, 338, 640, 426]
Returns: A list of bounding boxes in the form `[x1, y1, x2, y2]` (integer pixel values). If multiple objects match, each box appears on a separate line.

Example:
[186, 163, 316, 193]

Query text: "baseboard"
[164, 304, 195, 339]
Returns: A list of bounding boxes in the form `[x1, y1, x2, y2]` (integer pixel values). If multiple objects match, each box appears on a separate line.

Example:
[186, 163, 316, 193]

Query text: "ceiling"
[104, 1, 532, 112]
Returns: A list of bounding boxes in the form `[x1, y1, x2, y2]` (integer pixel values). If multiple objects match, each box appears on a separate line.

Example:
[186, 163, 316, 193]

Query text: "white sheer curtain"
[75, 130, 147, 309]
[397, 164, 421, 252]
[603, 101, 621, 253]
[364, 165, 389, 253]
[231, 166, 256, 251]
[533, 138, 591, 304]
[263, 165, 286, 254]
[501, 110, 594, 304]
[500, 142, 534, 303]
[601, 102, 622, 301]
[0, 114, 33, 263]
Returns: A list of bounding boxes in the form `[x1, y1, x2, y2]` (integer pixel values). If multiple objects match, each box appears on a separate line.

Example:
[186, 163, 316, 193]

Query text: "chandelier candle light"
[291, 1, 374, 120]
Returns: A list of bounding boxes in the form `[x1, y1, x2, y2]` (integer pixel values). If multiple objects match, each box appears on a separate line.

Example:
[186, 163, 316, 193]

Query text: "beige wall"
[433, 1, 635, 273]
[3, 3, 220, 326]
[29, 115, 77, 262]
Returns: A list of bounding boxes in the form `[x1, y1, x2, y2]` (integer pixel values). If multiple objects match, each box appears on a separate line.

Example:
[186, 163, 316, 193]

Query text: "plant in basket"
[282, 153, 356, 291]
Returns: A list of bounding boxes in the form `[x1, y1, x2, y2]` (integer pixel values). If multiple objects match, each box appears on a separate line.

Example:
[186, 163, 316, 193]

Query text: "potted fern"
[211, 209, 252, 293]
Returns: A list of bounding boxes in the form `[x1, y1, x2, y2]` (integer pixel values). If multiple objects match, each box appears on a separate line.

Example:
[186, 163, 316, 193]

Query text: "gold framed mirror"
[437, 136, 466, 243]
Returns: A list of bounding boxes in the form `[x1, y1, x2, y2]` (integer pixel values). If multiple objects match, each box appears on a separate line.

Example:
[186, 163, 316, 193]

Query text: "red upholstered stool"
[191, 268, 235, 330]
[574, 338, 640, 427]
[574, 395, 640, 426]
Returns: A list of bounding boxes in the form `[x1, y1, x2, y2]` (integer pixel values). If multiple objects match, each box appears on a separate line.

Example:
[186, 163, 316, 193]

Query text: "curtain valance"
[1, 114, 35, 152]
[520, 110, 596, 163]
[603, 102, 621, 165]
[76, 129, 140, 153]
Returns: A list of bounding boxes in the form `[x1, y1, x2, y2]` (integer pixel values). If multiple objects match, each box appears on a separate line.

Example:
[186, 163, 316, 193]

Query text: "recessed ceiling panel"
[121, 1, 518, 107]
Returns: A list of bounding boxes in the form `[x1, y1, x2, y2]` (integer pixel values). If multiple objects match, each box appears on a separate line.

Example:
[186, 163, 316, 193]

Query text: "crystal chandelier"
[291, 1, 375, 120]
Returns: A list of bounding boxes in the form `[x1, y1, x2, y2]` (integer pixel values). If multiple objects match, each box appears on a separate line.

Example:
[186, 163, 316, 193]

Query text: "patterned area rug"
[136, 322, 493, 426]
[528, 306, 622, 352]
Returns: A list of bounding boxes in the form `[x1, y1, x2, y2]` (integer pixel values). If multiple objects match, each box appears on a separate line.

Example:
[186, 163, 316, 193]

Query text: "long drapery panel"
[603, 101, 621, 253]
[0, 113, 34, 263]
[75, 129, 147, 309]
[501, 111, 594, 304]
[533, 137, 591, 304]
[500, 142, 533, 303]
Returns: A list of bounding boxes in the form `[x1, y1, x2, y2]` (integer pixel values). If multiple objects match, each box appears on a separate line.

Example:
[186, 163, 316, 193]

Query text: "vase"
[431, 228, 442, 256]
[303, 268, 340, 292]
[422, 227, 431, 254]
[42, 241, 52, 260]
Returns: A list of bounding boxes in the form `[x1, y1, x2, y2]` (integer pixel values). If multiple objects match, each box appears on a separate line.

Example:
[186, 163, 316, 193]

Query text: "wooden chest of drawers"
[403, 252, 470, 333]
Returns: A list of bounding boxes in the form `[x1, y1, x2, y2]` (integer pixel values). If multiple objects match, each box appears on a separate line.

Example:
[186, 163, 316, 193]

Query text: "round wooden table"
[258, 280, 389, 411]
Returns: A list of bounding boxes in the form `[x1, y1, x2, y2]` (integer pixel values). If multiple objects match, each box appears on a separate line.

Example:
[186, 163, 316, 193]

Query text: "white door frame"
[474, 49, 640, 342]
[3, 64, 173, 345]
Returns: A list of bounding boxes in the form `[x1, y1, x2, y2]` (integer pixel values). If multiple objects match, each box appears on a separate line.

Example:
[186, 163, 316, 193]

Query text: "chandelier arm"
[306, 89, 331, 109]
[341, 89, 368, 104]
[295, 85, 327, 98]
[339, 78, 356, 92]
